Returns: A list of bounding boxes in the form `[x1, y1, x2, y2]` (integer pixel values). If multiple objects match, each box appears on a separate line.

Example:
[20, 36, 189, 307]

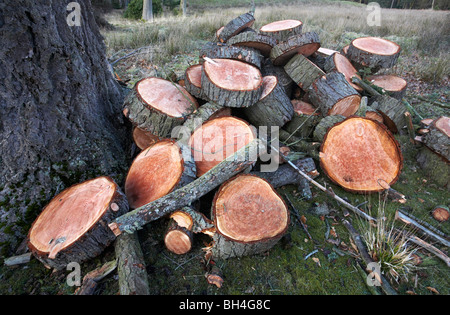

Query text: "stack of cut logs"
[26, 11, 448, 293]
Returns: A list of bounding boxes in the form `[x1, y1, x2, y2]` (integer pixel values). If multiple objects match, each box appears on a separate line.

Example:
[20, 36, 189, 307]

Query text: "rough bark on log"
[243, 75, 294, 127]
[180, 102, 231, 136]
[115, 232, 151, 295]
[416, 146, 449, 189]
[123, 77, 198, 138]
[189, 116, 256, 177]
[109, 139, 261, 236]
[366, 75, 407, 100]
[346, 37, 401, 72]
[164, 219, 194, 255]
[199, 42, 263, 69]
[313, 115, 345, 142]
[324, 52, 363, 92]
[370, 95, 408, 134]
[201, 58, 263, 108]
[422, 116, 450, 162]
[270, 32, 321, 66]
[217, 12, 255, 43]
[261, 58, 295, 97]
[284, 54, 325, 91]
[308, 71, 361, 117]
[170, 207, 215, 235]
[210, 174, 289, 259]
[184, 64, 204, 99]
[77, 260, 117, 295]
[284, 100, 321, 139]
[259, 19, 303, 43]
[227, 31, 277, 57]
[320, 117, 403, 193]
[125, 139, 196, 209]
[28, 177, 128, 270]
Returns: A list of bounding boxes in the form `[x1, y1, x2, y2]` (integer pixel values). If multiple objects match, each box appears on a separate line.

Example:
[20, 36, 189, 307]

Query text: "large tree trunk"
[0, 0, 130, 254]
[142, 0, 153, 22]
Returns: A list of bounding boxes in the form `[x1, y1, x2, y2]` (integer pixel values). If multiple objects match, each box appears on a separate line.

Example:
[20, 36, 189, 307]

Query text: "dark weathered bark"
[0, 0, 130, 254]
[270, 32, 321, 66]
[227, 31, 277, 57]
[284, 53, 325, 90]
[370, 95, 408, 134]
[199, 42, 263, 69]
[313, 115, 346, 142]
[261, 58, 294, 97]
[217, 12, 255, 43]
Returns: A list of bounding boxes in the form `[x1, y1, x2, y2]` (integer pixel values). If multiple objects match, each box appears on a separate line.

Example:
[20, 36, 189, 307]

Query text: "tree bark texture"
[0, 0, 130, 254]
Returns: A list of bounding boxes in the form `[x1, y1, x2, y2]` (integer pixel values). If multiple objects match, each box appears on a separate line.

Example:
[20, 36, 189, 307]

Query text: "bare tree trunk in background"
[142, 0, 153, 21]
[0, 0, 131, 255]
[431, 0, 435, 9]
[181, 0, 187, 17]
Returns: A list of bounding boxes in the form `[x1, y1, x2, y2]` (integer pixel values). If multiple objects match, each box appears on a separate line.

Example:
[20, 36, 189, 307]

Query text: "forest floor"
[0, 1, 448, 295]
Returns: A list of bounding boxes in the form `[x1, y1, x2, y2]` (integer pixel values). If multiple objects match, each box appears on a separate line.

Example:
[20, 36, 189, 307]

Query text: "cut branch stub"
[201, 58, 263, 108]
[324, 52, 363, 92]
[227, 32, 277, 57]
[320, 117, 403, 193]
[243, 75, 294, 127]
[308, 71, 361, 117]
[125, 139, 195, 209]
[217, 12, 255, 43]
[211, 174, 289, 259]
[270, 32, 321, 66]
[366, 75, 407, 100]
[259, 19, 303, 43]
[189, 116, 256, 177]
[123, 77, 198, 138]
[28, 177, 128, 270]
[346, 37, 401, 72]
[422, 116, 450, 162]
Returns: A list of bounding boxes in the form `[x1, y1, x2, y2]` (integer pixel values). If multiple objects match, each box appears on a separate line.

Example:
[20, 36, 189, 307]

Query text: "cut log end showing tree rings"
[189, 116, 256, 177]
[260, 19, 303, 43]
[320, 117, 403, 193]
[164, 219, 193, 255]
[270, 32, 321, 66]
[324, 52, 363, 92]
[366, 75, 407, 100]
[201, 58, 263, 108]
[123, 77, 198, 138]
[228, 32, 277, 57]
[211, 174, 289, 259]
[217, 12, 255, 43]
[28, 177, 128, 270]
[347, 37, 401, 71]
[125, 139, 194, 209]
[132, 127, 160, 150]
[431, 206, 449, 223]
[184, 64, 203, 99]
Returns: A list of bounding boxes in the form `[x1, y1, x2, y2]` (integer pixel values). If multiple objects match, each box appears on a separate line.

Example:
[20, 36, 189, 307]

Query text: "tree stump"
[270, 32, 321, 66]
[284, 53, 325, 91]
[28, 177, 128, 270]
[346, 37, 401, 72]
[370, 95, 408, 134]
[184, 64, 204, 100]
[284, 100, 321, 139]
[123, 77, 198, 138]
[366, 75, 407, 100]
[324, 52, 363, 92]
[308, 71, 361, 117]
[228, 32, 277, 57]
[422, 116, 450, 162]
[189, 116, 256, 177]
[259, 19, 303, 43]
[320, 117, 403, 193]
[210, 174, 289, 259]
[217, 12, 255, 43]
[125, 139, 195, 209]
[243, 75, 294, 127]
[199, 42, 263, 69]
[201, 58, 263, 108]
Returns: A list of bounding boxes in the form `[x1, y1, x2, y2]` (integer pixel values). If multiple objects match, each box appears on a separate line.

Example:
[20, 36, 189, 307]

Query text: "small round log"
[184, 64, 204, 99]
[370, 95, 408, 134]
[346, 37, 401, 72]
[422, 116, 450, 162]
[366, 75, 407, 100]
[228, 32, 277, 58]
[132, 127, 161, 150]
[201, 58, 263, 108]
[199, 42, 263, 69]
[125, 139, 195, 209]
[308, 71, 361, 117]
[123, 77, 198, 138]
[217, 12, 255, 43]
[189, 116, 256, 177]
[211, 174, 289, 259]
[259, 19, 303, 43]
[431, 206, 449, 223]
[284, 53, 325, 91]
[324, 52, 363, 92]
[243, 75, 294, 127]
[320, 117, 403, 193]
[28, 177, 128, 270]
[164, 219, 193, 255]
[270, 32, 321, 66]
[261, 58, 295, 97]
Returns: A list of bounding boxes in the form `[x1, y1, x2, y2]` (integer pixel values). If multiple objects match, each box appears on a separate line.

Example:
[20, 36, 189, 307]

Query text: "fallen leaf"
[312, 257, 321, 267]
[426, 287, 440, 294]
